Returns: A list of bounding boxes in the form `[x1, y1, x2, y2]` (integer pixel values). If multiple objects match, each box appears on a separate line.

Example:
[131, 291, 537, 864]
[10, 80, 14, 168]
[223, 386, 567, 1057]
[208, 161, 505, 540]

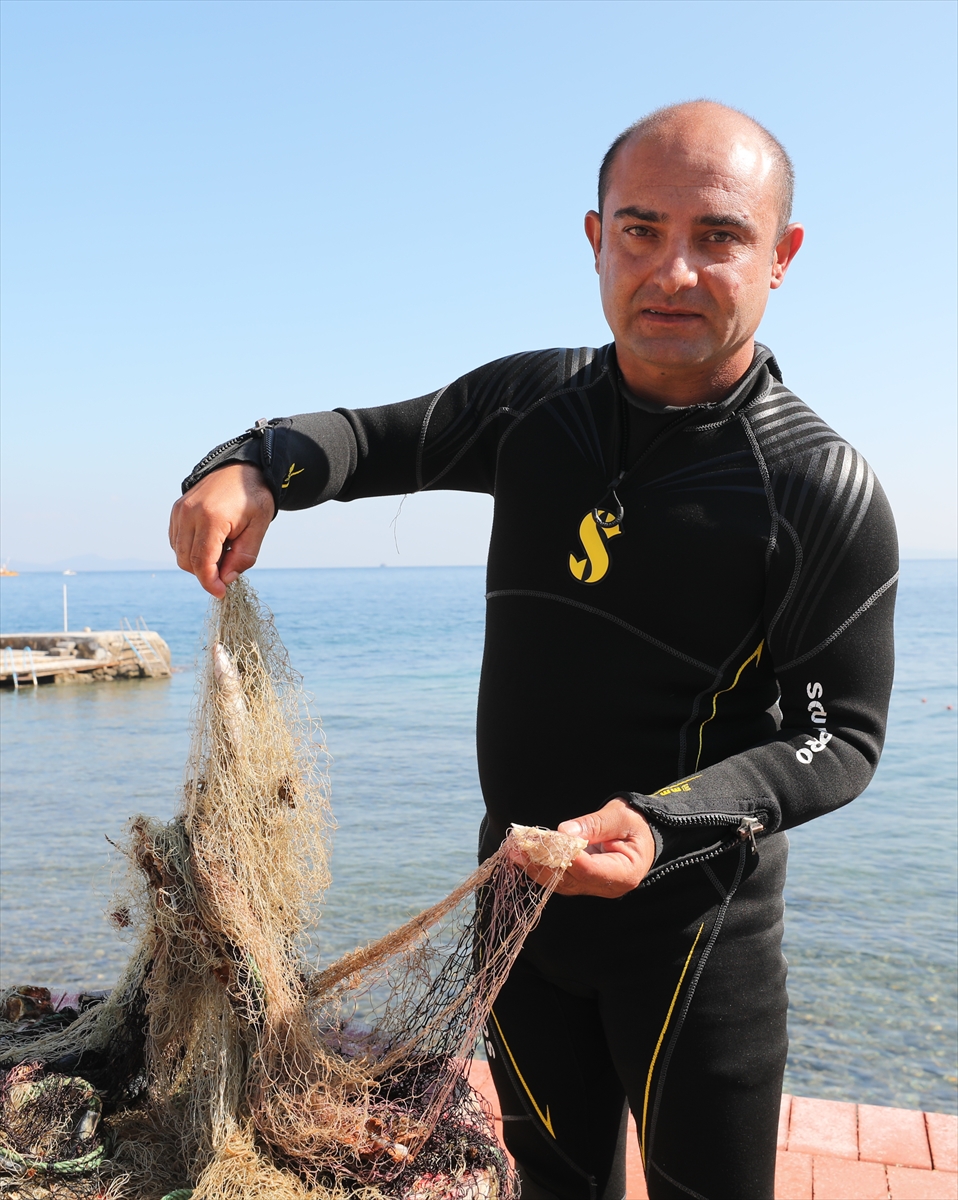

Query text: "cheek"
[602, 250, 648, 298]
[705, 265, 768, 321]
[598, 257, 631, 306]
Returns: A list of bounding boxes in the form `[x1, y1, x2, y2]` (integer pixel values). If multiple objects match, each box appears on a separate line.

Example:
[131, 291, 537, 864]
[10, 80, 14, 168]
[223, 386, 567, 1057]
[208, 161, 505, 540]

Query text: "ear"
[584, 210, 603, 274]
[770, 223, 804, 289]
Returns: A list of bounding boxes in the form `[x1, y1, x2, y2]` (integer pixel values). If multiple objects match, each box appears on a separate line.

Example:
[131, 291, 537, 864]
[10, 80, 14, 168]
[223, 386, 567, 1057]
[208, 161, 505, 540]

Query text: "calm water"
[1, 562, 955, 1113]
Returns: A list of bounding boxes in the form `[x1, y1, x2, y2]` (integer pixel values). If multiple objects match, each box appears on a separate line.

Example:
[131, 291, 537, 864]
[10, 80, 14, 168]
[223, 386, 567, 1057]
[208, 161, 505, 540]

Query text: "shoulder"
[742, 381, 883, 508]
[743, 381, 855, 472]
[452, 345, 611, 413]
[743, 383, 896, 551]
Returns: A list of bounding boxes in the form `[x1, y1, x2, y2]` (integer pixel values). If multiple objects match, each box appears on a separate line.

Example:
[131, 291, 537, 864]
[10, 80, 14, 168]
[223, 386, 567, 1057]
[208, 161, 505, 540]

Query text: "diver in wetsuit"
[169, 102, 897, 1200]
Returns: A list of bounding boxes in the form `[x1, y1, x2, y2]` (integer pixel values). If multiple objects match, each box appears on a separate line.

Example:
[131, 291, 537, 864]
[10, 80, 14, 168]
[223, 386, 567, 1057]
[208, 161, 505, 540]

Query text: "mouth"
[641, 308, 702, 322]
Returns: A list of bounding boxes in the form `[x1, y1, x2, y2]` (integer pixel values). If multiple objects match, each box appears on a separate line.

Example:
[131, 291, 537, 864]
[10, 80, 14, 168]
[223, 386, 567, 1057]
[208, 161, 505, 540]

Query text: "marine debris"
[0, 578, 585, 1198]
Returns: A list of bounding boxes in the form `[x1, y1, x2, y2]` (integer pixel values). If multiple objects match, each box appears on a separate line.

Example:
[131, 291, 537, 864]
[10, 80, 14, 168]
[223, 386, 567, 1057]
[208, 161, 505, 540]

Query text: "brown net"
[1, 579, 585, 1199]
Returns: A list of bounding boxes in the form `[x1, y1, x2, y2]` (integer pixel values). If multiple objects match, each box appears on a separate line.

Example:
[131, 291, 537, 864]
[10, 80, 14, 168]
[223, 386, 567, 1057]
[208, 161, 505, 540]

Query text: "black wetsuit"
[184, 344, 898, 1199]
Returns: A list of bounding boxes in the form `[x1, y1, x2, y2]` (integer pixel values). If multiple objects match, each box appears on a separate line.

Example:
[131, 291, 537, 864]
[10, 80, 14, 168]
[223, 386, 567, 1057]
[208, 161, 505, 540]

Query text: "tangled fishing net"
[1, 579, 586, 1199]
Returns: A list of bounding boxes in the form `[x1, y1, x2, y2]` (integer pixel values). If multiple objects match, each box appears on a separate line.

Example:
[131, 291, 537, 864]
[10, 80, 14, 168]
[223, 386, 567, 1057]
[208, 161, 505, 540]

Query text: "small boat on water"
[0, 560, 17, 577]
[62, 569, 77, 576]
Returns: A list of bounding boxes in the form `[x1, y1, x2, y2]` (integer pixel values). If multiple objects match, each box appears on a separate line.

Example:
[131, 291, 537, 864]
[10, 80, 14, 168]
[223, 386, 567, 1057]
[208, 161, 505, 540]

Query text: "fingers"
[188, 519, 234, 596]
[218, 515, 271, 586]
[557, 841, 647, 896]
[169, 464, 274, 597]
[507, 842, 568, 893]
[558, 796, 644, 845]
[169, 498, 225, 596]
[515, 798, 655, 898]
[516, 850, 637, 897]
[511, 852, 572, 894]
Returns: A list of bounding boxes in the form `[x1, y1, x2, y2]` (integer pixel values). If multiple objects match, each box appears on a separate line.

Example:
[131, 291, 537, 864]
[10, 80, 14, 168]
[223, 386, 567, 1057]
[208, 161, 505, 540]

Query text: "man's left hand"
[516, 798, 656, 897]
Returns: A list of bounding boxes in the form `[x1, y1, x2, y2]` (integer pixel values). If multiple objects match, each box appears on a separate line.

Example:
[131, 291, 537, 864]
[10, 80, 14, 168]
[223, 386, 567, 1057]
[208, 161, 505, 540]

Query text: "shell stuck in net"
[508, 824, 588, 871]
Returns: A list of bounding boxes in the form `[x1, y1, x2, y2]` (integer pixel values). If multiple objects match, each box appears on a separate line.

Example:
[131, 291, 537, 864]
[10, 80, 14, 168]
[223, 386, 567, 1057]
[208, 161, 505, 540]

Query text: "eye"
[704, 230, 736, 243]
[623, 224, 656, 238]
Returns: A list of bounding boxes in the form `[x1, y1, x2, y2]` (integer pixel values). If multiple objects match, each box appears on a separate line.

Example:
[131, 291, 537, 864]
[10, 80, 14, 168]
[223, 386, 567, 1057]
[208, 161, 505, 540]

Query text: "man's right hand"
[169, 463, 276, 597]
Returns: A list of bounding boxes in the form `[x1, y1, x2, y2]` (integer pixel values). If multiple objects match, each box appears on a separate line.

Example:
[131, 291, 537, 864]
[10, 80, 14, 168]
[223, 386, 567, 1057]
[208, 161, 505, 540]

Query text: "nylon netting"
[0, 578, 585, 1199]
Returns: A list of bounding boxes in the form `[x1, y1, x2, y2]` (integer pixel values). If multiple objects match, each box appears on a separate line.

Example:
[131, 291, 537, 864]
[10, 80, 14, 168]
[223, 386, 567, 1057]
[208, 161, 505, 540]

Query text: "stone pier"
[0, 628, 172, 685]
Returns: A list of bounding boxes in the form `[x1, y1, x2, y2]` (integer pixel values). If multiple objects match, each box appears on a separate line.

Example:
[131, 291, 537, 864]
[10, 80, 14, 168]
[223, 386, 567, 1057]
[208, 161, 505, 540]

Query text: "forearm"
[624, 577, 897, 881]
[173, 365, 508, 595]
[180, 385, 498, 511]
[180, 351, 562, 511]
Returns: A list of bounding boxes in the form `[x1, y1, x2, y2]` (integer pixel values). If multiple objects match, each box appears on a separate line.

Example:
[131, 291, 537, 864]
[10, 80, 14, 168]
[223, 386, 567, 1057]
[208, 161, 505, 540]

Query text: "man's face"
[585, 122, 801, 390]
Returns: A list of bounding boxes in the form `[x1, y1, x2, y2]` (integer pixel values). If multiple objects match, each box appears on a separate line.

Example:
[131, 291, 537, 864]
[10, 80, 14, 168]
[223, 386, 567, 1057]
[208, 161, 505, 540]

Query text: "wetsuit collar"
[590, 344, 780, 526]
[611, 342, 780, 420]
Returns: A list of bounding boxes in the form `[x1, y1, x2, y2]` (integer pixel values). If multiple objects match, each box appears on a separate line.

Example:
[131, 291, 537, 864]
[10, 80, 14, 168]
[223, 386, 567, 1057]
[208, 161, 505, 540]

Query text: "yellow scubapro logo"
[569, 510, 622, 584]
[281, 463, 305, 490]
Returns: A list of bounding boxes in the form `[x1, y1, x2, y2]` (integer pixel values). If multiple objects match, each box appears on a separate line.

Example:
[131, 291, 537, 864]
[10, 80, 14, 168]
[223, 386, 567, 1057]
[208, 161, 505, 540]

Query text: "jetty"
[0, 623, 171, 687]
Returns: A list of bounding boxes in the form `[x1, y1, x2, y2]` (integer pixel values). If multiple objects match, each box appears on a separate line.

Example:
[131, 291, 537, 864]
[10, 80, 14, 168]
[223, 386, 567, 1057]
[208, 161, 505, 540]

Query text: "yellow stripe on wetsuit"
[695, 641, 765, 771]
[640, 923, 705, 1165]
[489, 1007, 556, 1137]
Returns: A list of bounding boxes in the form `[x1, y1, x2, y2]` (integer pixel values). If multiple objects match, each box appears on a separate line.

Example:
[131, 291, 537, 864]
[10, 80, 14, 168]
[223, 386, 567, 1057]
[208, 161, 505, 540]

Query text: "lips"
[641, 308, 702, 323]
[643, 308, 700, 317]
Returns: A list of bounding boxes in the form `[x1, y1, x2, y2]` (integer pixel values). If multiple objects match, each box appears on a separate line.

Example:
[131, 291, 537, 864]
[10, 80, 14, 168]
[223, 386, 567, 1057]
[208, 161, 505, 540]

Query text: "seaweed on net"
[0, 579, 586, 1199]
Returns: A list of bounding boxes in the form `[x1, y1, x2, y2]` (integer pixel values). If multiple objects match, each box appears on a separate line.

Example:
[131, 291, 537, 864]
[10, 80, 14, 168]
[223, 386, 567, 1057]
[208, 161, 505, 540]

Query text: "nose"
[652, 240, 698, 295]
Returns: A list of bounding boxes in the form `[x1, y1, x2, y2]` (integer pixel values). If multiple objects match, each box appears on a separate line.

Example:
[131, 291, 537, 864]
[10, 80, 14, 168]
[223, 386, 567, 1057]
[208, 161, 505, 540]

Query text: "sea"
[1, 561, 955, 1115]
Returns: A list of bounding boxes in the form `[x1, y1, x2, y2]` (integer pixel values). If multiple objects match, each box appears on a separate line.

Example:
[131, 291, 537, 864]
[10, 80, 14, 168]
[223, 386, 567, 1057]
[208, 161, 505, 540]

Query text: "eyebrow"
[697, 213, 753, 231]
[613, 207, 666, 222]
[612, 206, 754, 232]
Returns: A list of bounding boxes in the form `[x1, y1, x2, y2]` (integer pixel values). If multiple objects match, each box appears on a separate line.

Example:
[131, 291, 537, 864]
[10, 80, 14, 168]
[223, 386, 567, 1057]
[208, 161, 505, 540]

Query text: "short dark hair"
[597, 101, 795, 237]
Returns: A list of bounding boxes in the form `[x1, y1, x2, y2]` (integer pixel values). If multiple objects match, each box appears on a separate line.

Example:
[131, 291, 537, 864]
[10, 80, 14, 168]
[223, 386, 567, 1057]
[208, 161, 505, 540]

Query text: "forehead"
[608, 128, 777, 216]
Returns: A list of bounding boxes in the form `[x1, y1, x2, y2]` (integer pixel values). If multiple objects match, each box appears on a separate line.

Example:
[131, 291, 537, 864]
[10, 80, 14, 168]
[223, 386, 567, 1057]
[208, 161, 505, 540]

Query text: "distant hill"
[5, 554, 177, 573]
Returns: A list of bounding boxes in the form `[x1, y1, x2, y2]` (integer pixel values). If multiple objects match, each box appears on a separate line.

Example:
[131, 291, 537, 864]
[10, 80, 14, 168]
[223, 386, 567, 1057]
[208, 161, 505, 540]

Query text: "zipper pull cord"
[593, 471, 626, 527]
[591, 361, 697, 531]
[592, 367, 630, 528]
[737, 815, 765, 854]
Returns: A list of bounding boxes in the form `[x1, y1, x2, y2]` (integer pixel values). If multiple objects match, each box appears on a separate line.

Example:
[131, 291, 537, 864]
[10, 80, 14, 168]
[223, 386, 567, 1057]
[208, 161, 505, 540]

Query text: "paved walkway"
[466, 1061, 958, 1199]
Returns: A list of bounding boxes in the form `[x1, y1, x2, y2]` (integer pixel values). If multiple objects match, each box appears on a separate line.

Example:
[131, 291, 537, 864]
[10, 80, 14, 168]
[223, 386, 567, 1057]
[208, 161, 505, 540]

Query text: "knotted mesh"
[1, 579, 585, 1199]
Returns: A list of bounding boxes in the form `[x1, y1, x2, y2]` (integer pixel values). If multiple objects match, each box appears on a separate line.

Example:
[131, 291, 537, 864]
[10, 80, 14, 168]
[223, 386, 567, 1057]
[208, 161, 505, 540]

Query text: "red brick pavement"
[466, 1063, 958, 1199]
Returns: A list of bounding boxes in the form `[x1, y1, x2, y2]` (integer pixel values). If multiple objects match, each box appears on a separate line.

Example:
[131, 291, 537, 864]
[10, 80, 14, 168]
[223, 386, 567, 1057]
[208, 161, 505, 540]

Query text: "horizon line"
[3, 556, 955, 576]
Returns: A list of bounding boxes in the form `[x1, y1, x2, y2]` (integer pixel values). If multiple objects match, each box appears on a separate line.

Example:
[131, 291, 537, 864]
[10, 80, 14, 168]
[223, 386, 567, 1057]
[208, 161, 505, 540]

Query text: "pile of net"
[0, 579, 586, 1199]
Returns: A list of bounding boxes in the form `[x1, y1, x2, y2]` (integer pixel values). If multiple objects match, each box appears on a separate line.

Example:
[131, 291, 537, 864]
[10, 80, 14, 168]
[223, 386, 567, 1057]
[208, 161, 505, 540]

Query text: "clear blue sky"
[2, 0, 955, 569]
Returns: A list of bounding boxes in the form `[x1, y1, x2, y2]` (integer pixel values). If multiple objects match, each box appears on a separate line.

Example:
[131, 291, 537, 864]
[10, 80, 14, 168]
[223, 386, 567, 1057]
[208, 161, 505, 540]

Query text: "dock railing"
[3, 645, 39, 689]
[119, 618, 167, 678]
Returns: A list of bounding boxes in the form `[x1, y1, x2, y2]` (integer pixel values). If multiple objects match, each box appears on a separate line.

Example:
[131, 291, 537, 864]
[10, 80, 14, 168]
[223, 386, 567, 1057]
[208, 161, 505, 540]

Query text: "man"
[170, 102, 897, 1199]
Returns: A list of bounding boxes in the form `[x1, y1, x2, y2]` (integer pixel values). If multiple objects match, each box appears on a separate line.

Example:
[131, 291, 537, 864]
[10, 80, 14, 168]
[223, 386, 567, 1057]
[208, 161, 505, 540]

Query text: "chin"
[625, 336, 715, 368]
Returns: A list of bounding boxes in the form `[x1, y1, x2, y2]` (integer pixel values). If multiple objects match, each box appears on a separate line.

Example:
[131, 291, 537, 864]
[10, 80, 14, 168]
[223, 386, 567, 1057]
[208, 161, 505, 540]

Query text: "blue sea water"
[1, 561, 955, 1114]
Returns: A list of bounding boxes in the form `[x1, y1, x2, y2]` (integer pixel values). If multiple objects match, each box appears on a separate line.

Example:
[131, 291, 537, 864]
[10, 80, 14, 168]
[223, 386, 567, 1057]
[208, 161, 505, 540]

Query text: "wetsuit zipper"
[183, 418, 278, 490]
[189, 431, 252, 476]
[637, 811, 767, 887]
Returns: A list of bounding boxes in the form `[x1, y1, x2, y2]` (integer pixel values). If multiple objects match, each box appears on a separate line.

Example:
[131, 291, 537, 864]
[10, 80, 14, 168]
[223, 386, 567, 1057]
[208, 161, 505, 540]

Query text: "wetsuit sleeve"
[627, 447, 899, 881]
[181, 351, 571, 509]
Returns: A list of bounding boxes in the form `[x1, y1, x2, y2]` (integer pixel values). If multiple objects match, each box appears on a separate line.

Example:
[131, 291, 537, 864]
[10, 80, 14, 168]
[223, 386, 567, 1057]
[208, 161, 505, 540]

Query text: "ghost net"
[0, 578, 585, 1199]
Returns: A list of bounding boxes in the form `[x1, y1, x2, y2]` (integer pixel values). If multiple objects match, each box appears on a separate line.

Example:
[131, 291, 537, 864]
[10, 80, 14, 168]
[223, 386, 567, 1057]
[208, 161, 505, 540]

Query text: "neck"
[615, 339, 755, 407]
